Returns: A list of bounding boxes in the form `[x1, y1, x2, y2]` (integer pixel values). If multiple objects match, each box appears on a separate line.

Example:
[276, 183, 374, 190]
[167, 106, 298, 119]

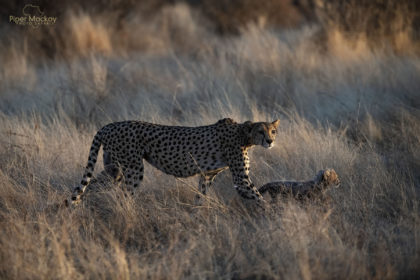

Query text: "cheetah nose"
[267, 139, 273, 144]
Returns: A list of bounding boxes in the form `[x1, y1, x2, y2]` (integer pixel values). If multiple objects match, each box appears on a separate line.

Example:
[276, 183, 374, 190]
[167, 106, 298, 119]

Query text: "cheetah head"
[316, 169, 341, 188]
[245, 120, 280, 149]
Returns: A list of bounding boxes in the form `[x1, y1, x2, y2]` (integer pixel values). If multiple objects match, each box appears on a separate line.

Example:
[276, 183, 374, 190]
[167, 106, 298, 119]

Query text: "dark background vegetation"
[2, 0, 419, 60]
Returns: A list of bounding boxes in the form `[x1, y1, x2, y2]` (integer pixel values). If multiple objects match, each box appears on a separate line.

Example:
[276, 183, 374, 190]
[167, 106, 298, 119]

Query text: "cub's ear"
[272, 119, 280, 128]
[323, 169, 331, 180]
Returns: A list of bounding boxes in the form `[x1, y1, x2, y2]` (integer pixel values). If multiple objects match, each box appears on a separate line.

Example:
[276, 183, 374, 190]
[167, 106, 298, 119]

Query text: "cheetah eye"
[271, 130, 276, 134]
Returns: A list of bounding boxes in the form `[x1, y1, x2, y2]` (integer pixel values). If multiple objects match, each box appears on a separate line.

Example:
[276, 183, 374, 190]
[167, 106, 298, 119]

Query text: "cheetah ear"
[243, 121, 254, 137]
[272, 119, 280, 128]
[243, 121, 253, 131]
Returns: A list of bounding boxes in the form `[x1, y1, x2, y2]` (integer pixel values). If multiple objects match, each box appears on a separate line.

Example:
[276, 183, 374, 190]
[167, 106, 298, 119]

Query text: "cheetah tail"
[71, 131, 102, 203]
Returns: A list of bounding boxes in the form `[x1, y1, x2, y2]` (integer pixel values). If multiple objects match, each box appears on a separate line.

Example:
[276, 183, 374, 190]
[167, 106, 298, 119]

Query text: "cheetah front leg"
[194, 173, 216, 205]
[227, 148, 267, 209]
[231, 173, 265, 206]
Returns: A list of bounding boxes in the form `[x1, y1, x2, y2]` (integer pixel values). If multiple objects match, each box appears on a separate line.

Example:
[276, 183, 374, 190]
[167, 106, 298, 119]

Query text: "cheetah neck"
[238, 124, 254, 148]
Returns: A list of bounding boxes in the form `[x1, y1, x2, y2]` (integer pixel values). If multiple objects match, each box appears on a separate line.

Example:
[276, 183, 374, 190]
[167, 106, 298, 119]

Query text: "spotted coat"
[71, 118, 280, 207]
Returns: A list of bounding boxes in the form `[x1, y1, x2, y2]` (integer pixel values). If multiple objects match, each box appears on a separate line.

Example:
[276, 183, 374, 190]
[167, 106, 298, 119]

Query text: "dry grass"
[0, 2, 419, 279]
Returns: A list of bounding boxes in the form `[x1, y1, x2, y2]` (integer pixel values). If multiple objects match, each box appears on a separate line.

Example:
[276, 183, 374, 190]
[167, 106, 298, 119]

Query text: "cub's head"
[244, 120, 280, 149]
[316, 169, 340, 188]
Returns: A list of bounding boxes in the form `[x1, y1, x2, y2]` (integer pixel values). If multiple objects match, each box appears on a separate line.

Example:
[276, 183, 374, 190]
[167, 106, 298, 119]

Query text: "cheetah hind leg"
[92, 164, 123, 187]
[120, 163, 144, 198]
[93, 164, 143, 205]
[96, 151, 124, 187]
[69, 163, 123, 207]
[103, 163, 123, 184]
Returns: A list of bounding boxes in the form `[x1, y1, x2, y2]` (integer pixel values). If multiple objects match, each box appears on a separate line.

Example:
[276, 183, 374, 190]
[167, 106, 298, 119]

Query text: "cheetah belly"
[144, 149, 226, 178]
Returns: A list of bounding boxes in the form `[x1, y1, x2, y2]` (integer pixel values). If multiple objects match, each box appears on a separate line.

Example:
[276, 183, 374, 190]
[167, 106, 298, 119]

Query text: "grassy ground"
[0, 2, 419, 279]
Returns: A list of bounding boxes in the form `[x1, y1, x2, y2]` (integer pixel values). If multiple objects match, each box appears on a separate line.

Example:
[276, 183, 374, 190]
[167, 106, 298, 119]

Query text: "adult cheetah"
[71, 118, 280, 207]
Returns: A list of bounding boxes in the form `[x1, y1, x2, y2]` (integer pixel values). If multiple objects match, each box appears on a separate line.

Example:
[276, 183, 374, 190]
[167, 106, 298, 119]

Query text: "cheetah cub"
[70, 118, 280, 207]
[258, 169, 340, 201]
